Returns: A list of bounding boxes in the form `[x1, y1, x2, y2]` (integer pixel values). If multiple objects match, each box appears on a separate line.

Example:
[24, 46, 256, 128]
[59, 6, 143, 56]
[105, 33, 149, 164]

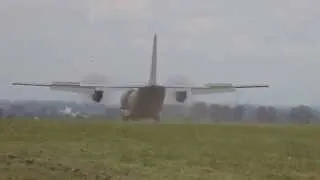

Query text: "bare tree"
[256, 106, 267, 123]
[209, 104, 232, 122]
[0, 108, 3, 119]
[289, 105, 315, 124]
[267, 106, 278, 123]
[255, 106, 278, 123]
[189, 102, 209, 122]
[232, 105, 245, 122]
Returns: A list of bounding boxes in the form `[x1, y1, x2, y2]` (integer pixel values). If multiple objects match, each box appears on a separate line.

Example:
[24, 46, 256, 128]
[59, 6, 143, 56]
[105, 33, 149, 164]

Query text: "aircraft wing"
[12, 81, 269, 95]
[11, 81, 146, 94]
[163, 83, 269, 95]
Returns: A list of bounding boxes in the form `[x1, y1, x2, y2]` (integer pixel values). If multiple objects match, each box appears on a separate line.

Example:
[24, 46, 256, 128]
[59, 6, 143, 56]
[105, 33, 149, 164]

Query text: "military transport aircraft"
[11, 33, 269, 122]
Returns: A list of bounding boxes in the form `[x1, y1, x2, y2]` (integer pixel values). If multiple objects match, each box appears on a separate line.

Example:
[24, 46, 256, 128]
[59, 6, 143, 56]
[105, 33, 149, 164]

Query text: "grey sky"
[0, 0, 320, 106]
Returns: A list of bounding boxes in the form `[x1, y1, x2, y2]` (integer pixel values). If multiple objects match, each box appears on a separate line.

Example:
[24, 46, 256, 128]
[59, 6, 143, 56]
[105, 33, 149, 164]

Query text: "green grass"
[1, 119, 320, 180]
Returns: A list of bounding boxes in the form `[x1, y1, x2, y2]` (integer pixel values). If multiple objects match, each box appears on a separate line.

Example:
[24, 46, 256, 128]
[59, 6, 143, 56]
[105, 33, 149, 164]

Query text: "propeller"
[164, 74, 196, 105]
[80, 73, 114, 106]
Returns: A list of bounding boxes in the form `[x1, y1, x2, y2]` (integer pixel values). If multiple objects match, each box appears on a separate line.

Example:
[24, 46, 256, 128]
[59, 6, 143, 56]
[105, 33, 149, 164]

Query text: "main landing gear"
[120, 111, 160, 123]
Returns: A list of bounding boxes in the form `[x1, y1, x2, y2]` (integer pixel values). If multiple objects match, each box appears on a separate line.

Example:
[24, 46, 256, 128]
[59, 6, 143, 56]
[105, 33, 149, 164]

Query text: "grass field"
[1, 119, 320, 180]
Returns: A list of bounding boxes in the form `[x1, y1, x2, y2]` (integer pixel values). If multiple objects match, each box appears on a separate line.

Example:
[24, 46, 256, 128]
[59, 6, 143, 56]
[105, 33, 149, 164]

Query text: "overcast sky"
[0, 0, 320, 106]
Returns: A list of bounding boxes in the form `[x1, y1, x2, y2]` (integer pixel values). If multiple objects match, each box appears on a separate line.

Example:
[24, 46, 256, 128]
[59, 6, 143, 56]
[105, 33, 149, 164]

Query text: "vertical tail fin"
[148, 33, 157, 85]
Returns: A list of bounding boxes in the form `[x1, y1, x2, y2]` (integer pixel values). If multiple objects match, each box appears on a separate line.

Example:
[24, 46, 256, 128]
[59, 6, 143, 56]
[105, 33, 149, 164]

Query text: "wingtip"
[11, 82, 26, 86]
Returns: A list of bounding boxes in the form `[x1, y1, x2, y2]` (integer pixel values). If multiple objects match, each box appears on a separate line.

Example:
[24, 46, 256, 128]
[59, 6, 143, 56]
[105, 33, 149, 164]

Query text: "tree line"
[184, 102, 320, 124]
[1, 100, 320, 124]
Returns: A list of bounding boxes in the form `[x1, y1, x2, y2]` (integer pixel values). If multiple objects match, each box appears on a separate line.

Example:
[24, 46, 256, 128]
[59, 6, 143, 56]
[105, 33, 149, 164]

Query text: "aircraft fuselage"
[120, 85, 166, 121]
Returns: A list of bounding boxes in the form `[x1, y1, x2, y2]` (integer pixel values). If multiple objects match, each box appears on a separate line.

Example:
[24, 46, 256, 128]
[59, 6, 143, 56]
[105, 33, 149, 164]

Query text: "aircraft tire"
[121, 116, 130, 121]
[153, 114, 160, 123]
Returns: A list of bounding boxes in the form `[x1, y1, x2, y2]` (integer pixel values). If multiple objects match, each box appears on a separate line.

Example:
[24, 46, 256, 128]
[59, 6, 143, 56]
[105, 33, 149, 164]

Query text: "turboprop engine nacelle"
[91, 90, 104, 103]
[175, 91, 188, 103]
